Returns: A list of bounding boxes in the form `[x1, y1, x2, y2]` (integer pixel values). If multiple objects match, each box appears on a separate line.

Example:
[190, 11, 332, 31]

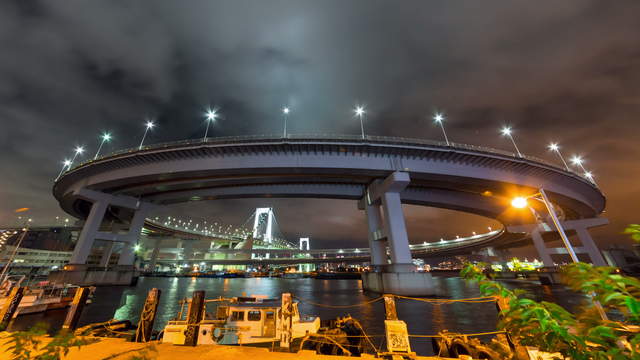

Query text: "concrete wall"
[361, 271, 434, 296]
[48, 266, 136, 286]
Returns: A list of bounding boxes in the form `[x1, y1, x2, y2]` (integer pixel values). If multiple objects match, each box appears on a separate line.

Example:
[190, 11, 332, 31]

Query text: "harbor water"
[7, 274, 586, 356]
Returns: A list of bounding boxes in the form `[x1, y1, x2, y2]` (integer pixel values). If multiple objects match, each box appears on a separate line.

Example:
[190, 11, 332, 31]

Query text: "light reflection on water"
[8, 275, 584, 356]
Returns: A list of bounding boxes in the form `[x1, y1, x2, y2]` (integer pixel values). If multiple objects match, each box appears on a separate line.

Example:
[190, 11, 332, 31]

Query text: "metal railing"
[59, 133, 596, 186]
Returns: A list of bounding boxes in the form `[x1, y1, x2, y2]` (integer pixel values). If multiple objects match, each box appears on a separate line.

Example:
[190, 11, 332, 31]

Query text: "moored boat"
[162, 294, 320, 345]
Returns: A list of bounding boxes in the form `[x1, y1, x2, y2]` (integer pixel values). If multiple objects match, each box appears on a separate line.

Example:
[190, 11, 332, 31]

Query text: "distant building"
[0, 227, 80, 275]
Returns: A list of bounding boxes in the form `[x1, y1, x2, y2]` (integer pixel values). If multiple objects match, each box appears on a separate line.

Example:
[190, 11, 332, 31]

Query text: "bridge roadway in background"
[51, 135, 607, 279]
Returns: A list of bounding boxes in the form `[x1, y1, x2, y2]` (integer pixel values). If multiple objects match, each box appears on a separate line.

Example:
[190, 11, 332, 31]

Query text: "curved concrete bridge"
[52, 135, 608, 292]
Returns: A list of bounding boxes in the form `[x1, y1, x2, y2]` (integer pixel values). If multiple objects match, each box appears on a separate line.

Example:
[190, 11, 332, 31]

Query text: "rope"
[394, 295, 497, 304]
[102, 321, 132, 336]
[408, 330, 507, 338]
[293, 296, 384, 308]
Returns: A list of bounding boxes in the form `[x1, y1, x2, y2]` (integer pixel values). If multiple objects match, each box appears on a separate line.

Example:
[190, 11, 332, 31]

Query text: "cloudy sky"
[1, 1, 639, 251]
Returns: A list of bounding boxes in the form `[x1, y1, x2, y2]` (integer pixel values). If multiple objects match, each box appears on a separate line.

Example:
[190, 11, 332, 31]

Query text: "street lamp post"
[282, 107, 290, 138]
[139, 120, 155, 150]
[433, 113, 450, 146]
[511, 190, 607, 319]
[500, 127, 523, 157]
[0, 214, 31, 283]
[94, 132, 112, 159]
[55, 159, 72, 180]
[571, 156, 598, 185]
[548, 143, 570, 171]
[203, 109, 217, 141]
[69, 146, 84, 167]
[355, 106, 365, 139]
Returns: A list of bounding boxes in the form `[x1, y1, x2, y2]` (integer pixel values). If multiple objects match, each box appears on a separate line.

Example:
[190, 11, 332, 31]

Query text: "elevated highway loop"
[52, 135, 608, 291]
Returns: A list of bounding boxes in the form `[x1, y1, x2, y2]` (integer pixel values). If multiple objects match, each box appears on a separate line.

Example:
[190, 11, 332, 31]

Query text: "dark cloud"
[1, 1, 639, 252]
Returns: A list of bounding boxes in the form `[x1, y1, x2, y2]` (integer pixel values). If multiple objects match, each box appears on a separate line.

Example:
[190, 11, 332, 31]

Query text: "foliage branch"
[461, 262, 640, 359]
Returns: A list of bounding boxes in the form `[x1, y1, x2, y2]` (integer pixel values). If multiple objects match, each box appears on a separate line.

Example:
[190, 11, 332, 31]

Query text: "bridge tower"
[252, 208, 274, 243]
[299, 237, 310, 251]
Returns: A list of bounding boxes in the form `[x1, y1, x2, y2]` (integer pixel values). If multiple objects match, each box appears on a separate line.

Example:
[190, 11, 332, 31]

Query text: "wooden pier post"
[0, 286, 25, 331]
[184, 290, 205, 346]
[279, 293, 293, 348]
[135, 288, 161, 342]
[62, 287, 91, 331]
[382, 294, 412, 355]
[383, 294, 398, 320]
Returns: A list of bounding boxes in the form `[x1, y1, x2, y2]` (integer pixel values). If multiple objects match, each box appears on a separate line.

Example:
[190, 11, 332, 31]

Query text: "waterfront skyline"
[1, 1, 640, 251]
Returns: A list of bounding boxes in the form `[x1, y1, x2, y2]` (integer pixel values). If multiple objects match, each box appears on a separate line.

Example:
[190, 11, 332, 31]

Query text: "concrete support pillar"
[365, 203, 388, 269]
[531, 228, 554, 267]
[182, 241, 194, 262]
[99, 241, 115, 267]
[118, 205, 150, 266]
[381, 191, 413, 272]
[149, 238, 162, 271]
[575, 227, 607, 266]
[70, 200, 109, 264]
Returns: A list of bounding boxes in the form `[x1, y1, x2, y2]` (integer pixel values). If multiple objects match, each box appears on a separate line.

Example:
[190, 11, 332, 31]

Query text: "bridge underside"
[51, 137, 608, 288]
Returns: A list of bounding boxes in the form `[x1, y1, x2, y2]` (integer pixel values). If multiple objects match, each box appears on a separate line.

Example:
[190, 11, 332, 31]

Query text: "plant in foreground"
[461, 262, 640, 359]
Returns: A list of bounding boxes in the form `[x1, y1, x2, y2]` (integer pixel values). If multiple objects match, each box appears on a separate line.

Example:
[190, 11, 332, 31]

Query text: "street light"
[203, 109, 217, 140]
[511, 190, 578, 260]
[94, 132, 112, 159]
[500, 127, 523, 157]
[433, 112, 450, 146]
[55, 159, 72, 180]
[547, 143, 570, 171]
[139, 120, 155, 150]
[570, 156, 597, 185]
[511, 189, 607, 319]
[282, 106, 290, 138]
[69, 146, 85, 167]
[354, 105, 365, 139]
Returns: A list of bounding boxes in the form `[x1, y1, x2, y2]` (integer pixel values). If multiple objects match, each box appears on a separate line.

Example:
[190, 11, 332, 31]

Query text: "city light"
[433, 112, 450, 146]
[500, 126, 523, 157]
[511, 196, 528, 209]
[282, 106, 290, 138]
[548, 142, 570, 171]
[139, 120, 155, 150]
[94, 132, 112, 159]
[203, 109, 218, 140]
[354, 105, 366, 139]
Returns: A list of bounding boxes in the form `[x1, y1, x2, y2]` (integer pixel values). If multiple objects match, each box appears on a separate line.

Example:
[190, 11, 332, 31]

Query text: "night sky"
[1, 1, 639, 251]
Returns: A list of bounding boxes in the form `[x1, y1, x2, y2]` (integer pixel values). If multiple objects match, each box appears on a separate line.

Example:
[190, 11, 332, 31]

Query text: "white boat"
[162, 294, 320, 346]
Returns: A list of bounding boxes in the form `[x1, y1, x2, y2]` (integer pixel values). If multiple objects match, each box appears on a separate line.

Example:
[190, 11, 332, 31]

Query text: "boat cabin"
[163, 295, 320, 345]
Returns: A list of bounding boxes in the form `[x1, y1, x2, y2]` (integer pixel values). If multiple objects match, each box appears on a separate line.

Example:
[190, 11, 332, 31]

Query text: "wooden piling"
[184, 290, 205, 346]
[383, 294, 398, 320]
[0, 286, 25, 331]
[62, 287, 91, 331]
[279, 293, 293, 348]
[135, 288, 162, 342]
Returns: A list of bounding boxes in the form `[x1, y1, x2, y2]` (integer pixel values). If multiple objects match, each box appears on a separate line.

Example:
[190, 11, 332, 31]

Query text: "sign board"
[384, 319, 411, 353]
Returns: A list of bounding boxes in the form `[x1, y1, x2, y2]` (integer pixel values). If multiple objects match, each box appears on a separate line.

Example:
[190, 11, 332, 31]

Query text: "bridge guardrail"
[62, 133, 587, 183]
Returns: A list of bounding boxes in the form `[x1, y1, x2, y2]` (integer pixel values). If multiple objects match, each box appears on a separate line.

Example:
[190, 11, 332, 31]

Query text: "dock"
[0, 335, 458, 360]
